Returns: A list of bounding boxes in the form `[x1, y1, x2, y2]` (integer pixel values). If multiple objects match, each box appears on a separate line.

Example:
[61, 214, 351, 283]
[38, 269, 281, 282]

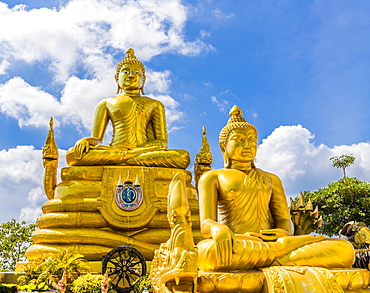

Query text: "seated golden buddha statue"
[151, 105, 361, 293]
[26, 49, 199, 263]
[66, 48, 189, 169]
[196, 105, 354, 272]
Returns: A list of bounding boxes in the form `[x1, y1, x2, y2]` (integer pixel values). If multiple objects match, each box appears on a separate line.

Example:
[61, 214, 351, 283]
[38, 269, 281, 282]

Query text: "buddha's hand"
[258, 228, 290, 241]
[73, 137, 99, 159]
[210, 223, 236, 267]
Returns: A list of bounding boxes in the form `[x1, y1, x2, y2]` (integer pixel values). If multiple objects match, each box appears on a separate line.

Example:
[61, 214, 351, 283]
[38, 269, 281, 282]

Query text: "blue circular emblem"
[121, 187, 137, 203]
[115, 181, 143, 211]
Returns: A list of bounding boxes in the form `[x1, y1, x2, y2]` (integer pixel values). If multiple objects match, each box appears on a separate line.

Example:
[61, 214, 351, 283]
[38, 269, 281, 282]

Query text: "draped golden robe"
[197, 168, 355, 272]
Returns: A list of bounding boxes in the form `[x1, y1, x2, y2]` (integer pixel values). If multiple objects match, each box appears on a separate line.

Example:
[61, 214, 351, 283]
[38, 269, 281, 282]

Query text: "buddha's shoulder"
[97, 96, 118, 105]
[139, 96, 165, 106]
[97, 96, 163, 104]
[257, 168, 282, 183]
[200, 168, 243, 181]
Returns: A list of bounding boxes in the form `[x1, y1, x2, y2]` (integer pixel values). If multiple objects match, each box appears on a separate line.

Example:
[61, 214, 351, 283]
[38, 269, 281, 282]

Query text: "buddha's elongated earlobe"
[223, 155, 231, 168]
[140, 75, 146, 95]
[116, 83, 122, 94]
[222, 149, 231, 168]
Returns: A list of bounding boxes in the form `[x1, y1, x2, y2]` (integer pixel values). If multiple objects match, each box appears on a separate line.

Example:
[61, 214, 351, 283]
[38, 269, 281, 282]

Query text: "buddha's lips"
[241, 150, 252, 156]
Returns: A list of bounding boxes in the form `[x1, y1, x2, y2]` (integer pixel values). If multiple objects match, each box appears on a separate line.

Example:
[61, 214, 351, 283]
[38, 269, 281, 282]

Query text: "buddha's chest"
[107, 98, 155, 120]
[218, 171, 272, 202]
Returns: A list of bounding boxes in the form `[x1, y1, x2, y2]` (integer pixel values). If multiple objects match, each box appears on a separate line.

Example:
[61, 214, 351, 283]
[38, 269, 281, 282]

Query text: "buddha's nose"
[243, 139, 249, 147]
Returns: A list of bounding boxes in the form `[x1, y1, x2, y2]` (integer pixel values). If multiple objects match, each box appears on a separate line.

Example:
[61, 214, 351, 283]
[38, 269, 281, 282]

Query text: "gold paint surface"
[65, 49, 189, 169]
[28, 166, 200, 261]
[150, 105, 362, 293]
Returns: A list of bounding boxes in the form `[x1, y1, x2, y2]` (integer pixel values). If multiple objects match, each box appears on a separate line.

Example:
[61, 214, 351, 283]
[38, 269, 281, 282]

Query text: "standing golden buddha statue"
[66, 48, 189, 169]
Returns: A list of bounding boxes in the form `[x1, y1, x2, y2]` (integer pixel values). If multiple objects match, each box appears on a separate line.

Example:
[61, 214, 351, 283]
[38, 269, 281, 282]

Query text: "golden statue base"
[189, 268, 370, 293]
[150, 173, 370, 293]
[27, 166, 202, 261]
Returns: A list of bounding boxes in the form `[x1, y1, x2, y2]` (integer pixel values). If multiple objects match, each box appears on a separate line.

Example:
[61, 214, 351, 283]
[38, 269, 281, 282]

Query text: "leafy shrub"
[133, 274, 152, 293]
[0, 284, 17, 293]
[17, 250, 90, 292]
[0, 219, 37, 271]
[71, 274, 112, 293]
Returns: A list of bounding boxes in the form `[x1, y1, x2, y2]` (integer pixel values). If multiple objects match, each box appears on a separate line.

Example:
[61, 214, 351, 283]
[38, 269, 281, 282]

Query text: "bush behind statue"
[71, 274, 112, 293]
[17, 250, 90, 292]
[301, 177, 370, 237]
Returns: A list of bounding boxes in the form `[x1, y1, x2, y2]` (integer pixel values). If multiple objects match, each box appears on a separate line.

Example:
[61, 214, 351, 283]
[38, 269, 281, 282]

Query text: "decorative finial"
[194, 126, 212, 189]
[198, 127, 211, 159]
[43, 117, 58, 160]
[117, 174, 123, 187]
[42, 117, 59, 200]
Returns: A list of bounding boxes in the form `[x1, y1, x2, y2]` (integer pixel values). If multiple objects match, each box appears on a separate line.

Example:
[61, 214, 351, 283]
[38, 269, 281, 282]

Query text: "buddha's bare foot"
[275, 235, 325, 257]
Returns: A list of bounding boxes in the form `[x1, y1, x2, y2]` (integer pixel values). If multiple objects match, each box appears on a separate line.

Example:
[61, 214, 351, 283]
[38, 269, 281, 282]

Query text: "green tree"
[330, 154, 355, 178]
[301, 177, 370, 237]
[0, 219, 37, 271]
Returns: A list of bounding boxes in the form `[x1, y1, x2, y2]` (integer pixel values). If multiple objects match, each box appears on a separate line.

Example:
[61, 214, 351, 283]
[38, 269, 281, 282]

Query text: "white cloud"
[0, 0, 209, 133]
[0, 0, 210, 81]
[0, 145, 67, 224]
[19, 187, 44, 223]
[0, 145, 43, 183]
[0, 77, 63, 128]
[0, 59, 9, 75]
[211, 8, 235, 19]
[145, 69, 171, 94]
[200, 29, 211, 39]
[256, 125, 370, 200]
[211, 95, 229, 113]
[0, 75, 116, 131]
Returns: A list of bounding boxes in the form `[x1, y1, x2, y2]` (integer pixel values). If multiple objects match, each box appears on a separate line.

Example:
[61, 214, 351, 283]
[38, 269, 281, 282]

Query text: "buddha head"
[115, 48, 146, 94]
[219, 105, 258, 168]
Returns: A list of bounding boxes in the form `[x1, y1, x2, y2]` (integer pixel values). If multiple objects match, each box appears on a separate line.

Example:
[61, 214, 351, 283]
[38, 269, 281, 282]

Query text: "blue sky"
[1, 0, 370, 223]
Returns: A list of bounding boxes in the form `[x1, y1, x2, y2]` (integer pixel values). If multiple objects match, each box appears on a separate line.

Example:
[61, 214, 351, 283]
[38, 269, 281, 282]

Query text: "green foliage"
[17, 250, 90, 292]
[133, 274, 152, 293]
[0, 284, 17, 293]
[18, 281, 50, 292]
[330, 154, 355, 178]
[301, 177, 370, 237]
[71, 274, 112, 293]
[0, 219, 37, 271]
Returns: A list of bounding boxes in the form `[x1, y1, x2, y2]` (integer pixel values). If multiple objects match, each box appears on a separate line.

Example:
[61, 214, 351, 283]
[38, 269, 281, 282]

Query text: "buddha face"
[225, 128, 257, 163]
[118, 63, 145, 91]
